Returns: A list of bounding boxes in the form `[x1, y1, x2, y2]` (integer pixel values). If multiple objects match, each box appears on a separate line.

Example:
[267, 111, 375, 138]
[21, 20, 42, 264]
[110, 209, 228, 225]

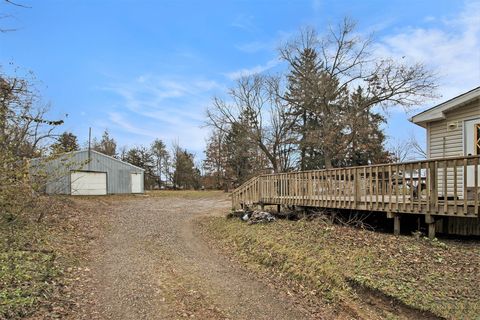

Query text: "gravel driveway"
[72, 194, 308, 319]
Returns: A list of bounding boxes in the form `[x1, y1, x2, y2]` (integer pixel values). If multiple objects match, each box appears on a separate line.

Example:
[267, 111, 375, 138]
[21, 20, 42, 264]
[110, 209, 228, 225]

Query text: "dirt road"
[72, 193, 309, 319]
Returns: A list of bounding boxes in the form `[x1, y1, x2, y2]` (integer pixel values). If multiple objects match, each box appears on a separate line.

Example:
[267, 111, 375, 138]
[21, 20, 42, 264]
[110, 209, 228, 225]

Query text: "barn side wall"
[34, 151, 144, 194]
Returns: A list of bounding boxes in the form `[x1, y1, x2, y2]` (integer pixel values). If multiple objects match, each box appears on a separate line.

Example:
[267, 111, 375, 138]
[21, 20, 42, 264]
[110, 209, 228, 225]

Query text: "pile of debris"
[228, 209, 276, 225]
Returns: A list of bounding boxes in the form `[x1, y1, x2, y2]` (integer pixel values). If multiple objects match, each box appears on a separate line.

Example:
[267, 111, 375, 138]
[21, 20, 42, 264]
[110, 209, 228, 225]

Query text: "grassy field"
[199, 216, 480, 319]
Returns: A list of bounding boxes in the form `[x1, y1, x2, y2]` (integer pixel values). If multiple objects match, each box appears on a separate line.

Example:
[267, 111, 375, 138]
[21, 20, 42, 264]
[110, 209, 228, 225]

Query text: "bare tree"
[0, 70, 63, 230]
[409, 134, 427, 159]
[281, 19, 437, 168]
[1, 0, 31, 33]
[1, 72, 62, 158]
[389, 138, 412, 163]
[206, 74, 295, 173]
[389, 134, 427, 163]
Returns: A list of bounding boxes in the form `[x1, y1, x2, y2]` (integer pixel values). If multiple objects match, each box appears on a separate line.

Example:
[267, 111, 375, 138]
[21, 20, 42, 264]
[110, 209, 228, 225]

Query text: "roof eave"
[409, 113, 446, 127]
[409, 86, 480, 126]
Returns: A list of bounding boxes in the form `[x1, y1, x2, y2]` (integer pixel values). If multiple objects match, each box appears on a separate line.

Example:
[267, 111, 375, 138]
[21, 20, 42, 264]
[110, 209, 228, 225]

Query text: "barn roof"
[86, 150, 145, 171]
[36, 149, 145, 171]
[409, 86, 480, 128]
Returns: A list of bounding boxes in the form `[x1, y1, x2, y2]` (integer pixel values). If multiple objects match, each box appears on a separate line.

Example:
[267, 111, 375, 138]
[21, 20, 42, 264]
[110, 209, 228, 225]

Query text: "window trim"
[475, 123, 480, 155]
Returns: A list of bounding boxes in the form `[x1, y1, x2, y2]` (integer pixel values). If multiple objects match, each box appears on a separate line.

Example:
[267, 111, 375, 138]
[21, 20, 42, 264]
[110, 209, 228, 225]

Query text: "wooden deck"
[232, 155, 480, 221]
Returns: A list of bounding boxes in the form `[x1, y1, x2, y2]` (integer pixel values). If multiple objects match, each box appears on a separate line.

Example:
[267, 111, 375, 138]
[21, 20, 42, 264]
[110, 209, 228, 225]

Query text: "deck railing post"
[428, 162, 437, 214]
[258, 176, 262, 204]
[354, 168, 360, 209]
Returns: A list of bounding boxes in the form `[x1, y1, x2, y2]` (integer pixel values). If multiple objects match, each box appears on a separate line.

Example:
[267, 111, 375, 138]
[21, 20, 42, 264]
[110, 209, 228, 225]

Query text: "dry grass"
[200, 216, 480, 320]
[54, 190, 227, 201]
[146, 190, 227, 199]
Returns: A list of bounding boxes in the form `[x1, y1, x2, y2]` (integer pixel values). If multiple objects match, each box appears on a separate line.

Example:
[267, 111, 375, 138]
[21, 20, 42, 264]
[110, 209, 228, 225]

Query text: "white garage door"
[71, 171, 107, 195]
[131, 173, 142, 193]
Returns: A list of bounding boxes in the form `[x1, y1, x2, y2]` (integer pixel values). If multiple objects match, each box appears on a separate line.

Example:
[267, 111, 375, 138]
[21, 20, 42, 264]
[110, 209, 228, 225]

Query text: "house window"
[476, 123, 480, 155]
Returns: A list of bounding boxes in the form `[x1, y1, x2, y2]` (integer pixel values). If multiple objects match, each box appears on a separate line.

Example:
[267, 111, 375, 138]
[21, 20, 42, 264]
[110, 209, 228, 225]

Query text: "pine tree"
[151, 139, 169, 188]
[50, 132, 79, 154]
[92, 130, 117, 157]
[173, 148, 200, 189]
[203, 129, 227, 190]
[343, 87, 391, 166]
[223, 122, 253, 186]
[123, 146, 156, 189]
[284, 46, 348, 169]
[284, 47, 322, 170]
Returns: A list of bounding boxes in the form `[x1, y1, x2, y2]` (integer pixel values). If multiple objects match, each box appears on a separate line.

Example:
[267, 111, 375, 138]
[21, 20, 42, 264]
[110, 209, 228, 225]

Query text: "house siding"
[427, 99, 480, 197]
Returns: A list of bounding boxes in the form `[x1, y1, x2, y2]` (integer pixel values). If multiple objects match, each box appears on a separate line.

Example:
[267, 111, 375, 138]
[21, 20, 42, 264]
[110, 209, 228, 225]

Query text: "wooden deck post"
[277, 204, 281, 213]
[394, 214, 401, 236]
[426, 214, 436, 239]
[428, 222, 436, 239]
[427, 162, 435, 214]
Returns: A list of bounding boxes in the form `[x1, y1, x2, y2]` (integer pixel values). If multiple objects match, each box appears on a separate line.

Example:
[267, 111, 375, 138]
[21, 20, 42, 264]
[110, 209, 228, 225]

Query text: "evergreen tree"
[284, 47, 323, 170]
[151, 139, 169, 188]
[173, 148, 200, 189]
[123, 146, 156, 189]
[284, 46, 348, 169]
[223, 122, 255, 187]
[203, 129, 227, 190]
[93, 130, 117, 157]
[50, 131, 79, 154]
[342, 87, 391, 166]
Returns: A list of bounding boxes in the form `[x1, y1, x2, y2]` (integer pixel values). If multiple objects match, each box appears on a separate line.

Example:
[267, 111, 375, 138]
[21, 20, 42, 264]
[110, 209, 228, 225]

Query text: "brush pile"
[227, 209, 276, 224]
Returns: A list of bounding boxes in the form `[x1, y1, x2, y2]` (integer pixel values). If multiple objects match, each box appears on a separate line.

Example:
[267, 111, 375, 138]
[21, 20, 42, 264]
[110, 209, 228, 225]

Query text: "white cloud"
[107, 110, 209, 153]
[108, 112, 157, 138]
[375, 0, 480, 104]
[312, 0, 322, 13]
[235, 41, 270, 54]
[235, 30, 292, 54]
[231, 14, 257, 32]
[101, 75, 223, 153]
[104, 75, 222, 120]
[224, 58, 280, 80]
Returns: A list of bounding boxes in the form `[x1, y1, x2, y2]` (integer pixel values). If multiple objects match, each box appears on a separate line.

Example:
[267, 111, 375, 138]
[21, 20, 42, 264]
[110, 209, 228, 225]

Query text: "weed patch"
[0, 249, 57, 318]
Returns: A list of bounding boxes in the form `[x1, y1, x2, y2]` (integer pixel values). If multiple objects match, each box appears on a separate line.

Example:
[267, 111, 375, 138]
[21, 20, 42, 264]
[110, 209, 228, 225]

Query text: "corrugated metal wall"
[35, 150, 144, 194]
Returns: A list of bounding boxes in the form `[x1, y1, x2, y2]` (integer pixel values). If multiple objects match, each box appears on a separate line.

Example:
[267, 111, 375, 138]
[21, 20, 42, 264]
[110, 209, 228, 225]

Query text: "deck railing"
[232, 155, 480, 217]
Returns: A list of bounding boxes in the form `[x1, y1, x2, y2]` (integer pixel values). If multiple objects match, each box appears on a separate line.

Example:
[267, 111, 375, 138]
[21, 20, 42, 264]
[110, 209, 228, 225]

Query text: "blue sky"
[1, 0, 479, 158]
